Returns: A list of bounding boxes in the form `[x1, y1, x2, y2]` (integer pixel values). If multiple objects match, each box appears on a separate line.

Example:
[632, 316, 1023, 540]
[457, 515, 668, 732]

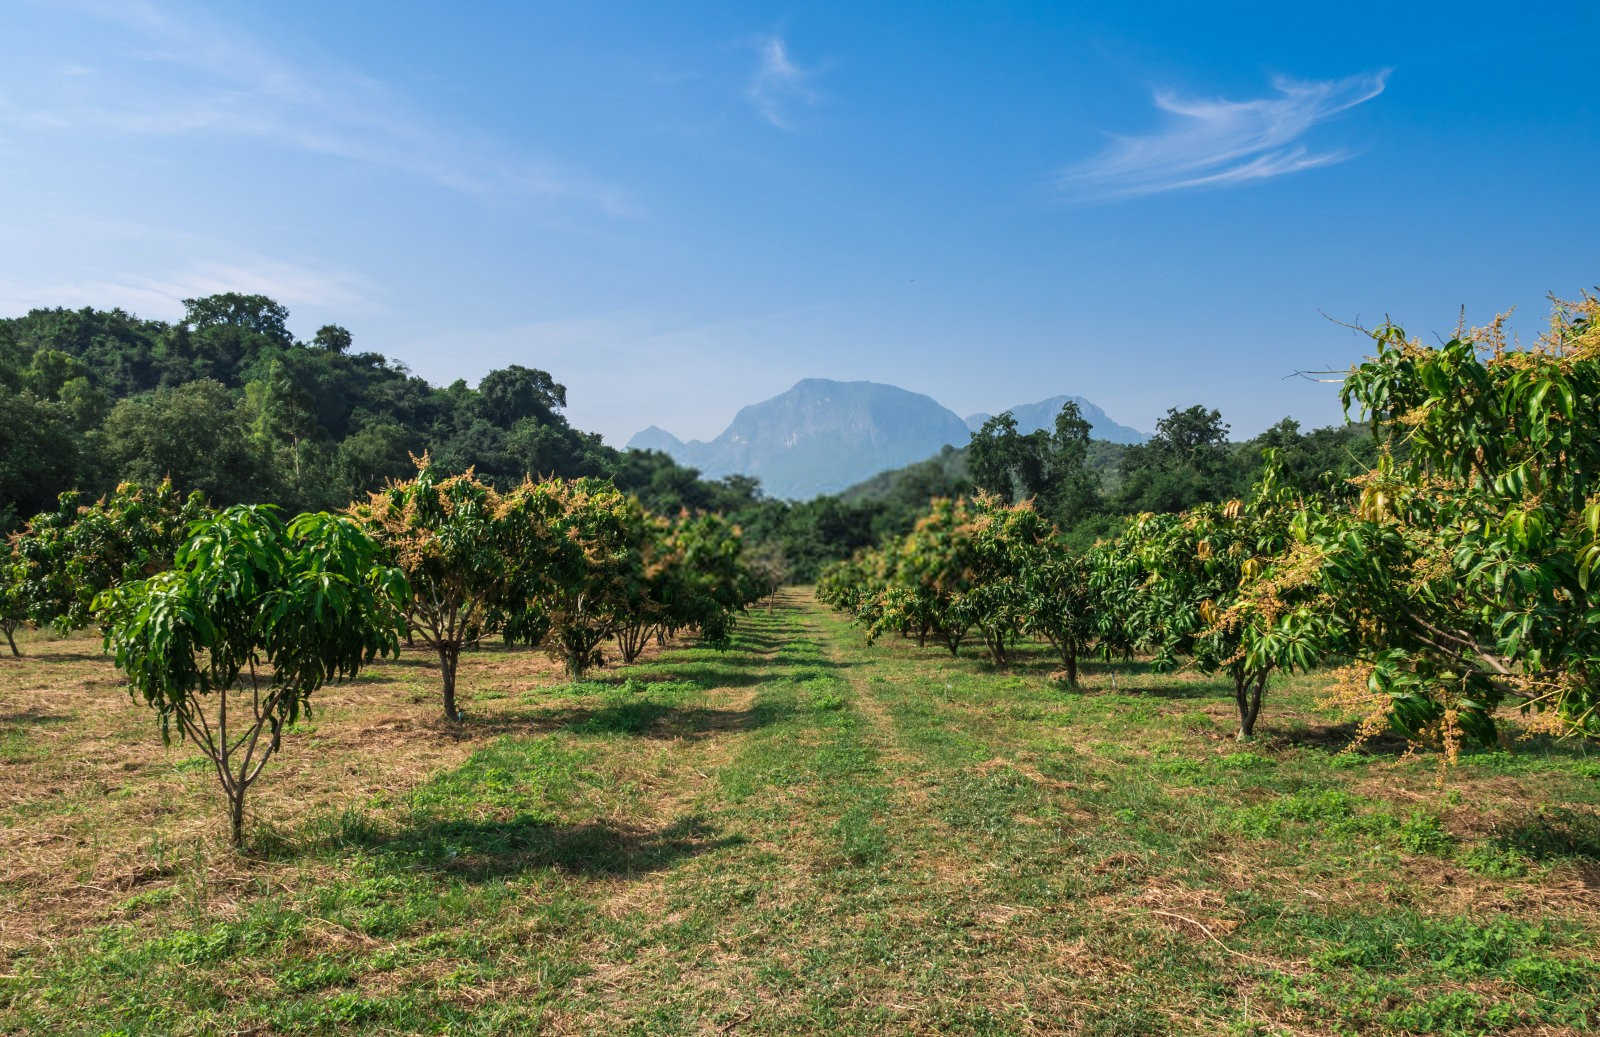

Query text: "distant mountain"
[626, 379, 974, 500]
[627, 425, 687, 454]
[629, 381, 1147, 500]
[965, 395, 1146, 445]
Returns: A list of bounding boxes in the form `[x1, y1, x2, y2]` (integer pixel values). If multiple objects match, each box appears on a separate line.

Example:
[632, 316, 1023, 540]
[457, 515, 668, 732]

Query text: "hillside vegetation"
[0, 295, 760, 531]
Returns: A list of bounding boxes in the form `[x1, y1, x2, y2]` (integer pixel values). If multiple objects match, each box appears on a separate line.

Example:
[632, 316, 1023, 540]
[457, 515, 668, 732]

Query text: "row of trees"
[347, 461, 771, 721]
[810, 402, 1378, 581]
[5, 461, 774, 843]
[822, 295, 1600, 755]
[817, 459, 1313, 738]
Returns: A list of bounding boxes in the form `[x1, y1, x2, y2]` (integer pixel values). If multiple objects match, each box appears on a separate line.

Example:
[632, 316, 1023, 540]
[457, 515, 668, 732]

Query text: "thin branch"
[1124, 908, 1304, 969]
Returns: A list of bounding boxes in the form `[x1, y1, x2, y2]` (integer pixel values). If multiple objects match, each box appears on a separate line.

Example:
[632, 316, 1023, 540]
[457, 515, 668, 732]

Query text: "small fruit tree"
[1103, 459, 1311, 739]
[868, 497, 978, 656]
[349, 462, 515, 721]
[1024, 547, 1098, 687]
[9, 480, 210, 637]
[96, 506, 406, 845]
[610, 513, 675, 665]
[508, 478, 652, 679]
[960, 495, 1052, 666]
[668, 511, 747, 644]
[816, 553, 876, 619]
[1251, 298, 1600, 753]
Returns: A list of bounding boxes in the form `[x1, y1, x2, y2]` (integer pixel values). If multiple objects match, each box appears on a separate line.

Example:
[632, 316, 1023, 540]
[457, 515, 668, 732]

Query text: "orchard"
[822, 294, 1600, 753]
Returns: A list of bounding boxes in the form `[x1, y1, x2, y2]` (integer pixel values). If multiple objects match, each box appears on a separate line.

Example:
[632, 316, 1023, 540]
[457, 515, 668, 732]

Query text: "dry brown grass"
[0, 626, 702, 955]
[3, 594, 1598, 1034]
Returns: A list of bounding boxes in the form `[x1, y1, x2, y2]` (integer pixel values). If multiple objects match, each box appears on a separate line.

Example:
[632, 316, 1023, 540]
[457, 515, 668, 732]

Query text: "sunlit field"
[3, 590, 1596, 1034]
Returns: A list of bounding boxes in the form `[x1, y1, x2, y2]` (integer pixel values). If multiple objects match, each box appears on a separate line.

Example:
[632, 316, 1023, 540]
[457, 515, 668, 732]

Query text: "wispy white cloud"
[0, 256, 377, 321]
[748, 35, 818, 130]
[1057, 71, 1389, 201]
[3, 0, 635, 215]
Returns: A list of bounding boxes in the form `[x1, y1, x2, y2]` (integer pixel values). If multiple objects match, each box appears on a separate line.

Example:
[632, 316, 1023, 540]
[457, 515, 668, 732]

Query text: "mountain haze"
[965, 395, 1147, 444]
[629, 380, 1147, 500]
[627, 379, 972, 499]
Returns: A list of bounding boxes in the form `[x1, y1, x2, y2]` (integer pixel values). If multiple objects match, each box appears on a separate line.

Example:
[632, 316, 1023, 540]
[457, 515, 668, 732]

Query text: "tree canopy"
[95, 505, 407, 843]
[0, 296, 765, 529]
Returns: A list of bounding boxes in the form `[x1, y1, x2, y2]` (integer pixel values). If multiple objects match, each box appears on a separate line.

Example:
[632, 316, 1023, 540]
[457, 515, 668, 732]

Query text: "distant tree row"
[821, 294, 1600, 759]
[5, 460, 775, 845]
[786, 403, 1376, 579]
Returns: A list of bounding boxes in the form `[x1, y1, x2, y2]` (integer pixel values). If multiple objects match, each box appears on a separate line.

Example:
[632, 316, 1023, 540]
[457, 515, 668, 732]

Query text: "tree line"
[820, 295, 1600, 759]
[0, 294, 764, 532]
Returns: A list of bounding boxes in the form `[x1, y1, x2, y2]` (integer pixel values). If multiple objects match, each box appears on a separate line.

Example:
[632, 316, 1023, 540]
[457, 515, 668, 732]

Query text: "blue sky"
[3, 1, 1595, 445]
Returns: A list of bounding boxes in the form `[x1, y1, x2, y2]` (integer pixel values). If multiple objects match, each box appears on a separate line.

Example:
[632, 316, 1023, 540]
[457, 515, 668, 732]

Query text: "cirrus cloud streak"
[1058, 71, 1390, 201]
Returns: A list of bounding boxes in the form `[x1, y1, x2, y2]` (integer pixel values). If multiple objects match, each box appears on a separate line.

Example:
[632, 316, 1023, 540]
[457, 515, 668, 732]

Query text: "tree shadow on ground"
[1071, 657, 1166, 678]
[1490, 807, 1600, 865]
[1074, 675, 1218, 701]
[460, 697, 796, 740]
[339, 812, 743, 882]
[0, 709, 71, 726]
[910, 644, 1195, 688]
[610, 656, 853, 690]
[375, 652, 448, 670]
[9, 650, 109, 665]
[1265, 720, 1414, 756]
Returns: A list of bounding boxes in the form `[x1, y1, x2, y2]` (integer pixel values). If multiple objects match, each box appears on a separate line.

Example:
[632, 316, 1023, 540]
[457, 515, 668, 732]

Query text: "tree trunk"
[987, 633, 1007, 666]
[2, 624, 18, 657]
[1234, 670, 1265, 740]
[229, 788, 246, 847]
[1064, 650, 1077, 688]
[618, 626, 650, 664]
[438, 643, 461, 721]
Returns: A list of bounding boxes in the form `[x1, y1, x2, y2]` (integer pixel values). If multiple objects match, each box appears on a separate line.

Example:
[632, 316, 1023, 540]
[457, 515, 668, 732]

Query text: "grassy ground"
[1, 589, 1597, 1035]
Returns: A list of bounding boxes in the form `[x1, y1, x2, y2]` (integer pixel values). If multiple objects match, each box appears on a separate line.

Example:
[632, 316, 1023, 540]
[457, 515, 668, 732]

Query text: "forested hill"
[0, 294, 761, 531]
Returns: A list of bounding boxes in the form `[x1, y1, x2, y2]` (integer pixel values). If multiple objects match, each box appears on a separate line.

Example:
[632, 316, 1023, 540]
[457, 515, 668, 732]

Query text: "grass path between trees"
[2, 590, 1598, 1034]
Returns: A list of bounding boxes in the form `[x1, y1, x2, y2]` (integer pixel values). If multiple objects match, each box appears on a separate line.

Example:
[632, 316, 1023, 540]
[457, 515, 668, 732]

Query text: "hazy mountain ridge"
[964, 395, 1146, 445]
[629, 379, 1146, 499]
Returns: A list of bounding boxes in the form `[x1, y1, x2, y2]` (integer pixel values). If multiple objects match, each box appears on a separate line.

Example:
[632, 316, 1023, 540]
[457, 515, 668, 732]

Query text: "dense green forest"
[2, 293, 1374, 579]
[0, 294, 763, 531]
